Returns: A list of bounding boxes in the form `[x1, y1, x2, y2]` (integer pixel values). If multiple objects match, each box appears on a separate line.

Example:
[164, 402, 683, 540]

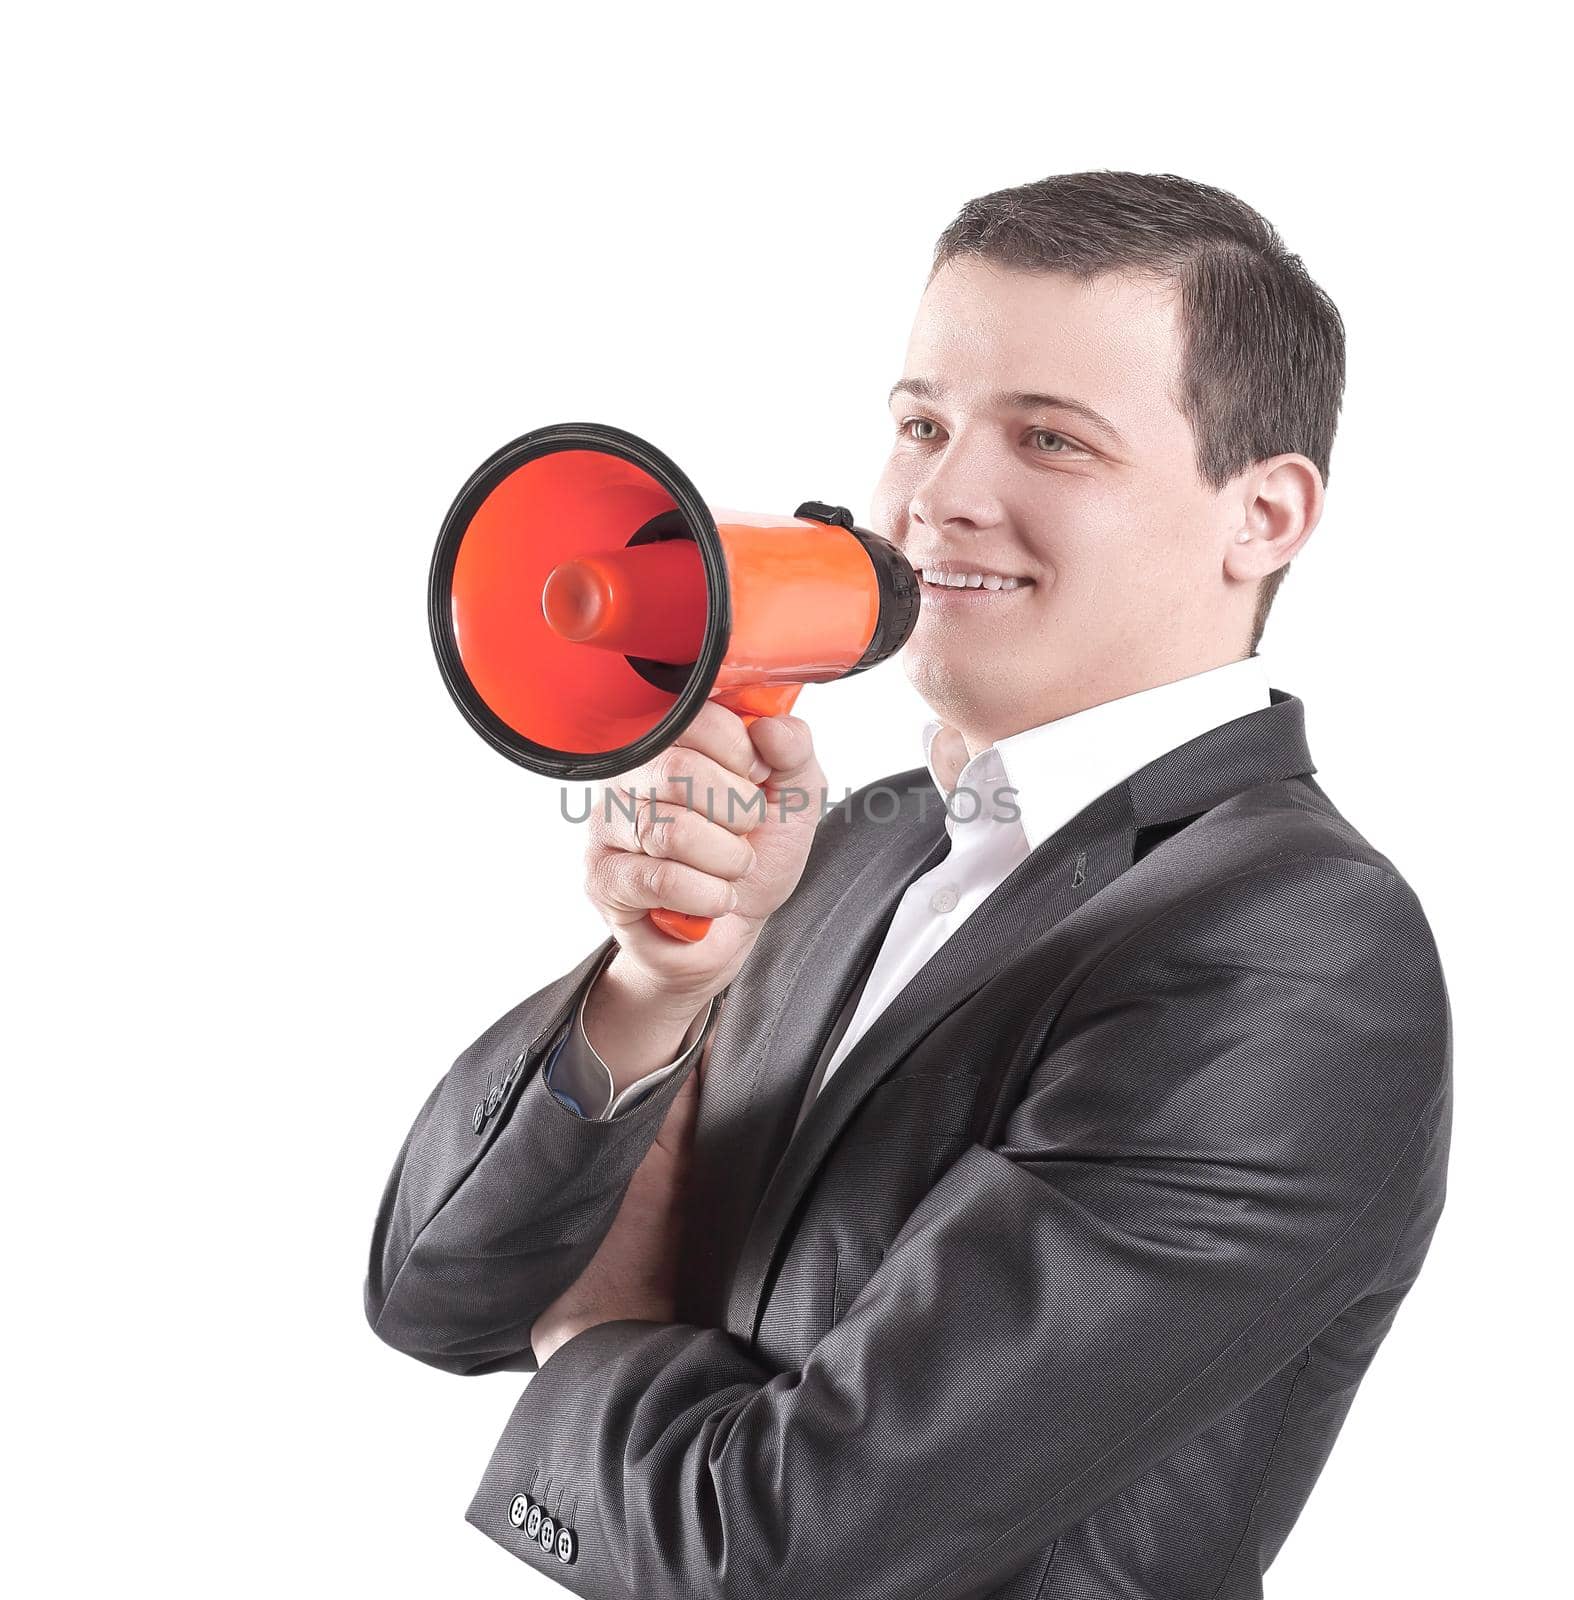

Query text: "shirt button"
[929, 886, 959, 914]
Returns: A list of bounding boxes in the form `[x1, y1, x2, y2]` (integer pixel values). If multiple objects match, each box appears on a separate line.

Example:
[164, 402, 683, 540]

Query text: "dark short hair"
[930, 171, 1345, 653]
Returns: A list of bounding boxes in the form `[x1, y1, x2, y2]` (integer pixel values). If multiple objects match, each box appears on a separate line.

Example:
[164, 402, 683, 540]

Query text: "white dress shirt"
[545, 654, 1273, 1123]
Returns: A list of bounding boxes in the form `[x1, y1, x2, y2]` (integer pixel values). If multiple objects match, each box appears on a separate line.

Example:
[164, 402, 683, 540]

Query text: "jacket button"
[472, 1099, 487, 1134]
[525, 1504, 542, 1539]
[556, 1525, 577, 1563]
[508, 1493, 531, 1529]
[484, 1083, 504, 1115]
[538, 1515, 557, 1553]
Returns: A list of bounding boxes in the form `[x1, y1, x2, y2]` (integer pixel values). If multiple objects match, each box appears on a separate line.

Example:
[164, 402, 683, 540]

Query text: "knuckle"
[650, 746, 692, 791]
[689, 700, 728, 737]
[634, 798, 670, 856]
[648, 858, 682, 902]
[664, 806, 702, 861]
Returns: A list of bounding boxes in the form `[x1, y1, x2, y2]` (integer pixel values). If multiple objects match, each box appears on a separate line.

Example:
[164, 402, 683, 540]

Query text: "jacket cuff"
[465, 1318, 774, 1589]
[543, 947, 716, 1121]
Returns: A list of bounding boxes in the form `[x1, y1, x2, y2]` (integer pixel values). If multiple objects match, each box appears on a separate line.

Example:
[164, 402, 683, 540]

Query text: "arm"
[364, 936, 722, 1374]
[366, 706, 823, 1376]
[464, 858, 1451, 1598]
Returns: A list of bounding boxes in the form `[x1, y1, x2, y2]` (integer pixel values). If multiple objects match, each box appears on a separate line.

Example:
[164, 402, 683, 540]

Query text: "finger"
[746, 714, 824, 790]
[618, 801, 757, 880]
[609, 743, 768, 839]
[673, 700, 772, 783]
[591, 806, 758, 883]
[588, 848, 740, 923]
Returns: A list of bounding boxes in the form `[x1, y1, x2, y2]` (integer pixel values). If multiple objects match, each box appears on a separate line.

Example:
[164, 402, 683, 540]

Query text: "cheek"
[868, 456, 913, 533]
[1049, 476, 1179, 570]
[1013, 477, 1120, 576]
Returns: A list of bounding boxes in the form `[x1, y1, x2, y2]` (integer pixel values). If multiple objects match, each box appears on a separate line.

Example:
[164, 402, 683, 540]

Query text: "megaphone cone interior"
[541, 541, 709, 660]
[429, 421, 920, 940]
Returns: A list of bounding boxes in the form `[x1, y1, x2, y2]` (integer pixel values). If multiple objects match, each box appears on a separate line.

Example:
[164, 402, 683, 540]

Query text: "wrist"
[581, 952, 715, 1087]
[532, 1300, 673, 1366]
[602, 947, 717, 1025]
[532, 1307, 600, 1367]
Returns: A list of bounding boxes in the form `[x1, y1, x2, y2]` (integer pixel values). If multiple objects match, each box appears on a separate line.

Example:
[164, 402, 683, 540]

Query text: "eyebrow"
[887, 376, 1128, 452]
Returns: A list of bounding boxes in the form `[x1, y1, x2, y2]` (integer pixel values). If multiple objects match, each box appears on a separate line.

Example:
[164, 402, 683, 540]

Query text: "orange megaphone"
[428, 421, 920, 942]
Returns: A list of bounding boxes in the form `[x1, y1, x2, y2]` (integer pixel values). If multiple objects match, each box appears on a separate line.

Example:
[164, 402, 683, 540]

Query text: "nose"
[907, 435, 1004, 536]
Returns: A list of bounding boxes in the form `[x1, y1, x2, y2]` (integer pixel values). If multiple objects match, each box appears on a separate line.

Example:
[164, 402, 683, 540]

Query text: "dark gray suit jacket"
[364, 689, 1452, 1599]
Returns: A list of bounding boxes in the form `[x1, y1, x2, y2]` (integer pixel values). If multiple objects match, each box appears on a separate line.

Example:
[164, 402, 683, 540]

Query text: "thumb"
[746, 714, 824, 800]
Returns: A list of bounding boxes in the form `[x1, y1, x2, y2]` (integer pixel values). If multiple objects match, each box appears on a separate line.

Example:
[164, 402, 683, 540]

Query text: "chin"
[902, 646, 1005, 730]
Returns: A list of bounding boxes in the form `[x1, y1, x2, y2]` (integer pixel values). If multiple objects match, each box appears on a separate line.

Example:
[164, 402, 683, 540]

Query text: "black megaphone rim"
[427, 420, 731, 781]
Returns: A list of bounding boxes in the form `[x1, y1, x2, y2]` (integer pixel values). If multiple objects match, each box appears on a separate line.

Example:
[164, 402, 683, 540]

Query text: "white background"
[5, 3, 1567, 1593]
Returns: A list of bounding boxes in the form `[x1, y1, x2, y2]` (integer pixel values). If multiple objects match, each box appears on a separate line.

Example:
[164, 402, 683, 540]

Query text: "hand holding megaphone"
[429, 421, 919, 943]
[583, 700, 829, 1004]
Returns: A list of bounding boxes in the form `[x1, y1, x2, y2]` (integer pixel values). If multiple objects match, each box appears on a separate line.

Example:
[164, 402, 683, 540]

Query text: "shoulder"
[1118, 847, 1443, 1001]
[1054, 842, 1451, 1140]
[1126, 770, 1444, 986]
[1115, 750, 1444, 993]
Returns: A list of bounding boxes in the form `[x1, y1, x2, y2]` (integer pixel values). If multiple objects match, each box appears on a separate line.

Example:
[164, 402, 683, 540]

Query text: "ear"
[1223, 454, 1324, 583]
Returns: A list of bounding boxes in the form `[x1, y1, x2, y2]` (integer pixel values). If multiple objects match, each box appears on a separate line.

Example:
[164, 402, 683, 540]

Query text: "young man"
[366, 172, 1451, 1598]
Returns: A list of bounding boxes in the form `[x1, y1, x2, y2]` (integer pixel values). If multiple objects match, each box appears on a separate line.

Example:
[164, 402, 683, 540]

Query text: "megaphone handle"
[712, 681, 805, 722]
[648, 682, 806, 941]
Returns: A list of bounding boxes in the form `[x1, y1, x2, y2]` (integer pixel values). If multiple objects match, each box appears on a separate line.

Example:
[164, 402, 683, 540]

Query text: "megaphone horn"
[429, 421, 920, 941]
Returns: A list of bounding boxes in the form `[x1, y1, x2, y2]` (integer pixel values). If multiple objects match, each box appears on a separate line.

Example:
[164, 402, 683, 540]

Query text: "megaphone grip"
[649, 909, 715, 942]
[646, 690, 805, 941]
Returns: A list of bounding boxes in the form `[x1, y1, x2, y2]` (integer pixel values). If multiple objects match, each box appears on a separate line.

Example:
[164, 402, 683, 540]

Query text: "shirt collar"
[922, 654, 1273, 852]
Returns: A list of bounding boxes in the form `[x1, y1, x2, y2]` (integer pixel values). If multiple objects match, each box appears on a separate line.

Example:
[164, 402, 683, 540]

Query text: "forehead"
[903, 258, 1184, 428]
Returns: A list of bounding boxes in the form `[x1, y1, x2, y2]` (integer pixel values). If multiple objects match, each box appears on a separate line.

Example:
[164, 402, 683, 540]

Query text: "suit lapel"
[683, 786, 949, 1325]
[722, 687, 1317, 1347]
[723, 782, 1136, 1343]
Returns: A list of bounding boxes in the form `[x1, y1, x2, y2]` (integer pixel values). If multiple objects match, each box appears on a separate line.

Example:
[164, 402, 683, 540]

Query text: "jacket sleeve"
[364, 935, 723, 1375]
[462, 857, 1451, 1599]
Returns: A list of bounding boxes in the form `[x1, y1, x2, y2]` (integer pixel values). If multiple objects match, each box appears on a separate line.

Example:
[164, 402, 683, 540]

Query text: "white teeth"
[919, 566, 1028, 591]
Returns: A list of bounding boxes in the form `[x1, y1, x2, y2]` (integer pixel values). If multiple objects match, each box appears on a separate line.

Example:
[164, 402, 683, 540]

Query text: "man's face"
[870, 257, 1247, 742]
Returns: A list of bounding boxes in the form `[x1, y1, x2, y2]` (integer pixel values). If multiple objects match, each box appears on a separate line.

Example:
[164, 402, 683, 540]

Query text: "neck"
[944, 646, 1258, 762]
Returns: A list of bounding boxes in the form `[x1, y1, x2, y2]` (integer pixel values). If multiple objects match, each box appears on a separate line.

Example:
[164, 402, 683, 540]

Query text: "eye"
[898, 417, 942, 443]
[1029, 429, 1073, 453]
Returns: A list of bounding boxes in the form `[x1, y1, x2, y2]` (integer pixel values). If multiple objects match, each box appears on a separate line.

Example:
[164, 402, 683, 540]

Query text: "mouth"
[916, 565, 1036, 598]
